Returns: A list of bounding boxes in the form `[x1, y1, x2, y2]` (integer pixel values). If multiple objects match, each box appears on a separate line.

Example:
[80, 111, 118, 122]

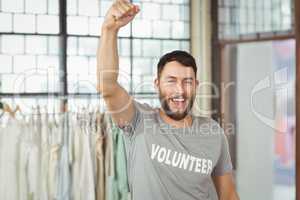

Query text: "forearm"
[97, 28, 120, 95]
[230, 190, 240, 200]
[219, 190, 240, 200]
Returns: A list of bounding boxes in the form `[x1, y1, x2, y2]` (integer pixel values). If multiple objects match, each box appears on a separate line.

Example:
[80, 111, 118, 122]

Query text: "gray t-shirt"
[120, 100, 233, 200]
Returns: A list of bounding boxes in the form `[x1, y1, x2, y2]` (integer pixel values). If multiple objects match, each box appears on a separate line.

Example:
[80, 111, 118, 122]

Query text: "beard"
[159, 89, 195, 121]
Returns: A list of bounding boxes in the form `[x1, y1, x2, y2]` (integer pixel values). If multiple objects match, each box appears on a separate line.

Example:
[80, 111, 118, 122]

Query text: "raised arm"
[97, 0, 140, 127]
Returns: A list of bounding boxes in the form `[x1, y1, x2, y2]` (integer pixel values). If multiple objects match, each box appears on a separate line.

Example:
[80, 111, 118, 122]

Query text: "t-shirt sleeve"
[118, 100, 152, 138]
[212, 130, 233, 176]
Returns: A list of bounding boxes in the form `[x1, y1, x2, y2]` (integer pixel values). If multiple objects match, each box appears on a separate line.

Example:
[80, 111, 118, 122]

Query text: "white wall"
[236, 42, 274, 200]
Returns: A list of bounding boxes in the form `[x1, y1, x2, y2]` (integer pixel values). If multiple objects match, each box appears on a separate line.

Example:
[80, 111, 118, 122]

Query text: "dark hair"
[157, 50, 197, 78]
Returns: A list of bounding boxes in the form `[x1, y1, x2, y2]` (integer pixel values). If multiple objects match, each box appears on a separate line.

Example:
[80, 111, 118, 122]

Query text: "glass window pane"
[118, 23, 131, 37]
[13, 14, 35, 33]
[132, 20, 152, 37]
[132, 74, 155, 93]
[67, 74, 97, 93]
[24, 74, 48, 92]
[77, 75, 97, 93]
[171, 0, 189, 4]
[2, 0, 24, 13]
[37, 15, 59, 34]
[67, 16, 89, 35]
[118, 57, 131, 91]
[0, 55, 13, 73]
[25, 36, 47, 55]
[218, 0, 293, 39]
[0, 74, 25, 93]
[119, 57, 131, 75]
[142, 40, 161, 57]
[13, 55, 36, 73]
[89, 17, 103, 36]
[48, 0, 59, 15]
[88, 57, 97, 75]
[0, 13, 12, 32]
[152, 0, 171, 3]
[143, 3, 160, 20]
[119, 39, 130, 57]
[133, 57, 152, 75]
[162, 5, 180, 20]
[162, 40, 180, 54]
[180, 41, 190, 52]
[37, 56, 59, 74]
[67, 0, 78, 15]
[25, 0, 47, 14]
[78, 0, 99, 16]
[100, 0, 112, 17]
[153, 21, 171, 38]
[1, 35, 24, 54]
[48, 36, 59, 55]
[172, 21, 189, 39]
[67, 37, 78, 55]
[141, 75, 155, 92]
[133, 39, 142, 57]
[67, 56, 89, 75]
[67, 74, 78, 93]
[78, 37, 98, 56]
[179, 5, 189, 21]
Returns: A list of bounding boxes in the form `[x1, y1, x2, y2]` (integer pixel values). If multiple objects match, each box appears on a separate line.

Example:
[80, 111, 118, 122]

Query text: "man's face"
[155, 61, 198, 120]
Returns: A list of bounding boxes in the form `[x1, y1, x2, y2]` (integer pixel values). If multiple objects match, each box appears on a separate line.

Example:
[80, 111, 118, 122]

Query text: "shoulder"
[133, 100, 156, 114]
[193, 116, 224, 136]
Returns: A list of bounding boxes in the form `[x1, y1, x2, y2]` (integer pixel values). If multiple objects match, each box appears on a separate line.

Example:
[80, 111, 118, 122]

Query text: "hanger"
[12, 105, 26, 120]
[0, 102, 15, 118]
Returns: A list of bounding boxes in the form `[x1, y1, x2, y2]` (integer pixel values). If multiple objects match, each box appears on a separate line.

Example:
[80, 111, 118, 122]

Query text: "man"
[97, 0, 240, 199]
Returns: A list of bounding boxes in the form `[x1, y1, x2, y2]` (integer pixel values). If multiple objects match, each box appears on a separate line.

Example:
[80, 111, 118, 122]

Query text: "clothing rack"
[0, 92, 159, 116]
[0, 92, 158, 98]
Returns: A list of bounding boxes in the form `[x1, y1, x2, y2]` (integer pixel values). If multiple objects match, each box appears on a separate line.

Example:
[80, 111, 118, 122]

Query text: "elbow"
[96, 82, 119, 98]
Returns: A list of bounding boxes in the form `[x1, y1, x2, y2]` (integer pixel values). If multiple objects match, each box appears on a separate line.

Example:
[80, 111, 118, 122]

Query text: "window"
[0, 0, 191, 107]
[0, 0, 60, 94]
[218, 0, 293, 40]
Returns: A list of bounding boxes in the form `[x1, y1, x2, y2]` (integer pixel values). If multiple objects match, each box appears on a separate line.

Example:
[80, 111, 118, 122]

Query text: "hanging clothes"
[70, 113, 84, 200]
[39, 112, 50, 200]
[79, 111, 96, 200]
[57, 113, 71, 200]
[96, 113, 106, 200]
[0, 117, 23, 199]
[0, 107, 130, 200]
[48, 114, 62, 200]
[18, 120, 32, 200]
[105, 115, 129, 200]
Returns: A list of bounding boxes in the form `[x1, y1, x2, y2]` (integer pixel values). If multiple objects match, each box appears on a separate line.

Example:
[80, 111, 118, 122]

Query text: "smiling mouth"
[169, 97, 187, 109]
[171, 97, 185, 102]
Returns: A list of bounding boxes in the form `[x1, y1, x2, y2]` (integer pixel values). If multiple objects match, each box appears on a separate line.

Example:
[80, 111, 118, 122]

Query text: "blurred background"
[0, 0, 297, 199]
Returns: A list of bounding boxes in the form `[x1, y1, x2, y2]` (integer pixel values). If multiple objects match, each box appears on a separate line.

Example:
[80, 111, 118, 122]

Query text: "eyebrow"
[165, 76, 194, 80]
[183, 77, 194, 81]
[166, 76, 194, 81]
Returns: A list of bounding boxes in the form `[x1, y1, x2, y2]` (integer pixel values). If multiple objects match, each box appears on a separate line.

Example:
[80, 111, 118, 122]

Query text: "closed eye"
[167, 80, 176, 83]
[183, 78, 193, 84]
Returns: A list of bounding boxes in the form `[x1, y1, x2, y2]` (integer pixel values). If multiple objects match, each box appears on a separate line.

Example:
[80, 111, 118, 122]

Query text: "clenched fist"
[102, 0, 140, 32]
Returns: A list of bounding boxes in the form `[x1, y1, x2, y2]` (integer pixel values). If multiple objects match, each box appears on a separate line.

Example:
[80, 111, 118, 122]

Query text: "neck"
[159, 108, 193, 128]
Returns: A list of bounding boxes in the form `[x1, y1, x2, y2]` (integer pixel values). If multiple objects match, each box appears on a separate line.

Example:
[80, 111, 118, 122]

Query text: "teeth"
[172, 98, 185, 102]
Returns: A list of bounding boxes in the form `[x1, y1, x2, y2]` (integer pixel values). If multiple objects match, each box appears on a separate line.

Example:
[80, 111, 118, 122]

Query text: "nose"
[175, 82, 184, 95]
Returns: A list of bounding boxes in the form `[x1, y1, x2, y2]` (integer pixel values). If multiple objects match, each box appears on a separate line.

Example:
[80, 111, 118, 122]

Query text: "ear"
[154, 78, 159, 91]
[196, 79, 199, 87]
